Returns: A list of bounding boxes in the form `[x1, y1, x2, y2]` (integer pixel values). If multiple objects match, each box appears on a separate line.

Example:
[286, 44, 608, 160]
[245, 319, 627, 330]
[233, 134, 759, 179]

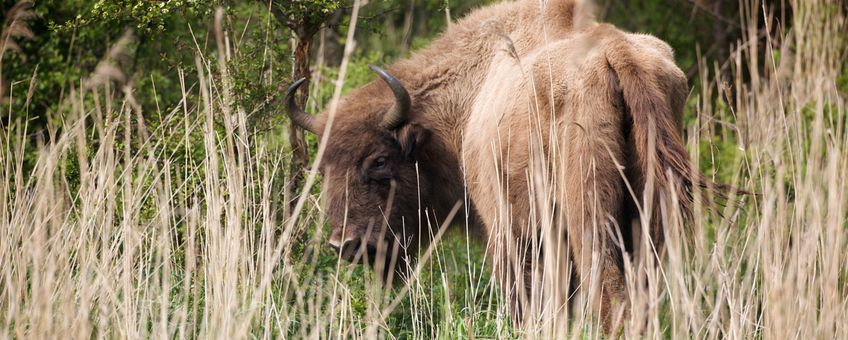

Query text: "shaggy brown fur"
[299, 0, 707, 333]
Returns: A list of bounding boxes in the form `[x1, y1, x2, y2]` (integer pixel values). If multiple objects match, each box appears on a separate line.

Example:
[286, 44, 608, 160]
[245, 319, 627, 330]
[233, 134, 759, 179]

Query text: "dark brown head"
[286, 65, 435, 283]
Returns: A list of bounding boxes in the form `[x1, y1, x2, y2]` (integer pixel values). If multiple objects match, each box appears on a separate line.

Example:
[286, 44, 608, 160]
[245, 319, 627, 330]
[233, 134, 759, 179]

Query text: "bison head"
[286, 65, 433, 283]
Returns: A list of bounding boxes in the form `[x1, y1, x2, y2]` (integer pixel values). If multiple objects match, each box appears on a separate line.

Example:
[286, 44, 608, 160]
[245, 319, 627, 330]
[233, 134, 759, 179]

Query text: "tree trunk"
[400, 0, 415, 55]
[712, 0, 728, 66]
[284, 30, 316, 218]
[290, 33, 312, 171]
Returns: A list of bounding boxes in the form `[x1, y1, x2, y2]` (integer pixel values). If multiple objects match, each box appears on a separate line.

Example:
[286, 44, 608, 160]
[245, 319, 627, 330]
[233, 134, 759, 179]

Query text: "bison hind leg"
[555, 57, 631, 335]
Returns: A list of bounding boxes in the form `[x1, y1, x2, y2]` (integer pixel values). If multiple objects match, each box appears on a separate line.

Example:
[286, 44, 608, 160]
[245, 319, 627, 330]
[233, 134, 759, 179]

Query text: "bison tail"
[604, 33, 722, 245]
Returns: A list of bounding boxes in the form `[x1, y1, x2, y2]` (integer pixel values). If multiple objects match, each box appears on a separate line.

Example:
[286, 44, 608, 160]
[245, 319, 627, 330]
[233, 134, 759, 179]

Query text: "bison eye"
[367, 156, 391, 181]
[373, 157, 387, 169]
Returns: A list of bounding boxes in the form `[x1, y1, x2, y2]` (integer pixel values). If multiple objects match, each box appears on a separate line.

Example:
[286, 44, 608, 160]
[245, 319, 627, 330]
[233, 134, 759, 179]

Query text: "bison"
[285, 0, 714, 333]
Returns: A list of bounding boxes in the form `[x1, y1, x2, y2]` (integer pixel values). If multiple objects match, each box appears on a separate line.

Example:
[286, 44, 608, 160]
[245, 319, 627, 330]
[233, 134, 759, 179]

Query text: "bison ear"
[394, 123, 430, 159]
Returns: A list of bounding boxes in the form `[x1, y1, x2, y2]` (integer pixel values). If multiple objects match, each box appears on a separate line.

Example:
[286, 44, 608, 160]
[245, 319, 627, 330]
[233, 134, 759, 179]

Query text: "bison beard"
[285, 0, 714, 335]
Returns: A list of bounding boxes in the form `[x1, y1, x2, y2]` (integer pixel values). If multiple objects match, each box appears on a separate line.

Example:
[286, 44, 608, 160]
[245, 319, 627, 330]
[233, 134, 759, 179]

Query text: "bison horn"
[285, 78, 318, 133]
[369, 65, 411, 130]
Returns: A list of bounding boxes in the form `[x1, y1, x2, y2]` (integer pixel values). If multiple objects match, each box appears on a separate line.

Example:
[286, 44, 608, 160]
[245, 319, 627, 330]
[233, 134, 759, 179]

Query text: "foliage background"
[2, 0, 760, 127]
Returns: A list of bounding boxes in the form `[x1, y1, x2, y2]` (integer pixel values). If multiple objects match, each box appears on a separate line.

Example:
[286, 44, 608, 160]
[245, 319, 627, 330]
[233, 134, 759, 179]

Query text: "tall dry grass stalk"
[0, 0, 846, 338]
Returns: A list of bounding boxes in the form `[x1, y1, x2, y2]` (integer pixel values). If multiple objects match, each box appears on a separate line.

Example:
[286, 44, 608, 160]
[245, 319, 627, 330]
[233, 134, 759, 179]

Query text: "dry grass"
[1, 0, 846, 338]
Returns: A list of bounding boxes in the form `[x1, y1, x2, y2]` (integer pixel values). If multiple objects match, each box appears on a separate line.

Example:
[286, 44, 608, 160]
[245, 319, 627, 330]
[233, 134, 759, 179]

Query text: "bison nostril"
[331, 239, 362, 262]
